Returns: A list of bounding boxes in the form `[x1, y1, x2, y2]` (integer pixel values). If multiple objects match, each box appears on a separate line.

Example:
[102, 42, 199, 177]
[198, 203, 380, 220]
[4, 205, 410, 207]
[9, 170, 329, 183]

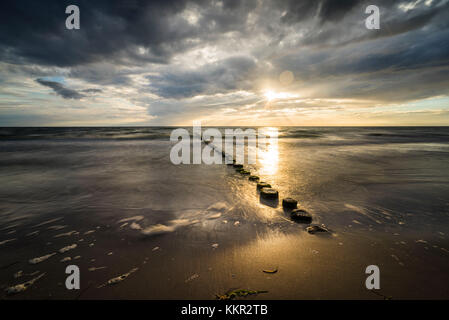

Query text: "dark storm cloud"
[0, 0, 196, 66]
[147, 56, 257, 98]
[2, 0, 446, 77]
[283, 28, 449, 79]
[0, 0, 256, 67]
[279, 0, 369, 24]
[300, 7, 441, 47]
[1, 0, 449, 126]
[35, 78, 85, 99]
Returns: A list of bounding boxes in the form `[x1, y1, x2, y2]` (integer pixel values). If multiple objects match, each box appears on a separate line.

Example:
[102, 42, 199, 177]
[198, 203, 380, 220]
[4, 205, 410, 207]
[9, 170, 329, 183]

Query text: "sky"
[0, 0, 448, 126]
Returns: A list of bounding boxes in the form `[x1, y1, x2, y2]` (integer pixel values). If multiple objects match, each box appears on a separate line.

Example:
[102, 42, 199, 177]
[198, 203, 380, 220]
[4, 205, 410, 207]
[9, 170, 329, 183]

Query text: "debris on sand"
[14, 270, 23, 278]
[185, 273, 199, 283]
[59, 244, 77, 253]
[262, 268, 278, 274]
[211, 243, 219, 249]
[5, 273, 45, 295]
[216, 289, 268, 300]
[14, 270, 39, 278]
[391, 254, 405, 266]
[98, 267, 139, 287]
[306, 225, 329, 234]
[88, 266, 107, 272]
[29, 253, 56, 264]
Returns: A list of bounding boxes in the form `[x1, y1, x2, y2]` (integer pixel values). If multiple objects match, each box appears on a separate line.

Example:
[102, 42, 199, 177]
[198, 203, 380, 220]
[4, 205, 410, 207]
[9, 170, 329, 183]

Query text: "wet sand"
[1, 127, 449, 299]
[2, 216, 448, 299]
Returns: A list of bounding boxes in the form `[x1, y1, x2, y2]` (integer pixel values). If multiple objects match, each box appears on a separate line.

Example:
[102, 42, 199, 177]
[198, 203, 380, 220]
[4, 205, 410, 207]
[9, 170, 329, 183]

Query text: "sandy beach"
[1, 127, 449, 299]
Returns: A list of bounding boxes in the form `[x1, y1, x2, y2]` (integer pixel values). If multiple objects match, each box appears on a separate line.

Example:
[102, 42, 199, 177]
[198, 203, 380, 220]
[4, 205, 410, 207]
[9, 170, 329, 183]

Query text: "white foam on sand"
[118, 216, 144, 223]
[14, 271, 23, 278]
[47, 225, 67, 230]
[345, 204, 383, 224]
[88, 266, 107, 271]
[98, 267, 139, 287]
[0, 238, 16, 246]
[5, 273, 45, 295]
[141, 219, 196, 236]
[32, 217, 63, 228]
[207, 202, 228, 212]
[29, 253, 56, 264]
[141, 224, 175, 235]
[129, 222, 142, 230]
[185, 273, 199, 283]
[207, 213, 222, 219]
[135, 203, 229, 236]
[54, 230, 78, 238]
[59, 244, 77, 253]
[1, 223, 21, 231]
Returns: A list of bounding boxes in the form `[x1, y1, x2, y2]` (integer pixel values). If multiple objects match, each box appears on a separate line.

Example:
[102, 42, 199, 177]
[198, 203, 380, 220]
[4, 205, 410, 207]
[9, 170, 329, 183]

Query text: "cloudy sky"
[1, 0, 448, 126]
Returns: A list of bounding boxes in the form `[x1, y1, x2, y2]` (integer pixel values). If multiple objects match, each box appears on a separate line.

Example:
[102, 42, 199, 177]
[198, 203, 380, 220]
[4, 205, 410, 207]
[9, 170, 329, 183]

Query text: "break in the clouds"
[0, 0, 448, 126]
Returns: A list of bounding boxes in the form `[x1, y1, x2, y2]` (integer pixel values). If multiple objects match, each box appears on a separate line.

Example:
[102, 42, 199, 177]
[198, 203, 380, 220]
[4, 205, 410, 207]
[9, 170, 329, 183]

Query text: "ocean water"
[0, 127, 448, 298]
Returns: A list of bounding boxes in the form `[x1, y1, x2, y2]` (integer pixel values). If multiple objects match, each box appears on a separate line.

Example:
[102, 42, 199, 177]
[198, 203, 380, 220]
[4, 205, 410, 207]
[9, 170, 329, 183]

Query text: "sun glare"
[263, 90, 296, 101]
[264, 90, 277, 101]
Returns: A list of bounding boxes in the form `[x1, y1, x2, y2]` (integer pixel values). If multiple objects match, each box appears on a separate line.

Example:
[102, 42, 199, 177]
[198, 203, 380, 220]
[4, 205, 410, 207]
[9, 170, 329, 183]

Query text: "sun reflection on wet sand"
[258, 127, 279, 175]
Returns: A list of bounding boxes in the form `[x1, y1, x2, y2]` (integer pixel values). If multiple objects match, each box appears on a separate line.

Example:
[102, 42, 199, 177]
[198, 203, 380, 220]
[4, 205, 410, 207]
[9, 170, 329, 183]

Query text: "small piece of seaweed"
[216, 289, 268, 300]
[262, 268, 278, 274]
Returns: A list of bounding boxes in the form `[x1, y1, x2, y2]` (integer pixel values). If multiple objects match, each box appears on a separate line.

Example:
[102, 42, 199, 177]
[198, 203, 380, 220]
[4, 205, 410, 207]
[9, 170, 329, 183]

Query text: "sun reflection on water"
[258, 127, 279, 175]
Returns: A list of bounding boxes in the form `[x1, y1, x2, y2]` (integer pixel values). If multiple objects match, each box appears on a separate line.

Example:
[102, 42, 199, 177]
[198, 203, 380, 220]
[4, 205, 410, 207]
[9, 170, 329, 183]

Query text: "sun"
[263, 90, 295, 101]
[264, 90, 277, 101]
